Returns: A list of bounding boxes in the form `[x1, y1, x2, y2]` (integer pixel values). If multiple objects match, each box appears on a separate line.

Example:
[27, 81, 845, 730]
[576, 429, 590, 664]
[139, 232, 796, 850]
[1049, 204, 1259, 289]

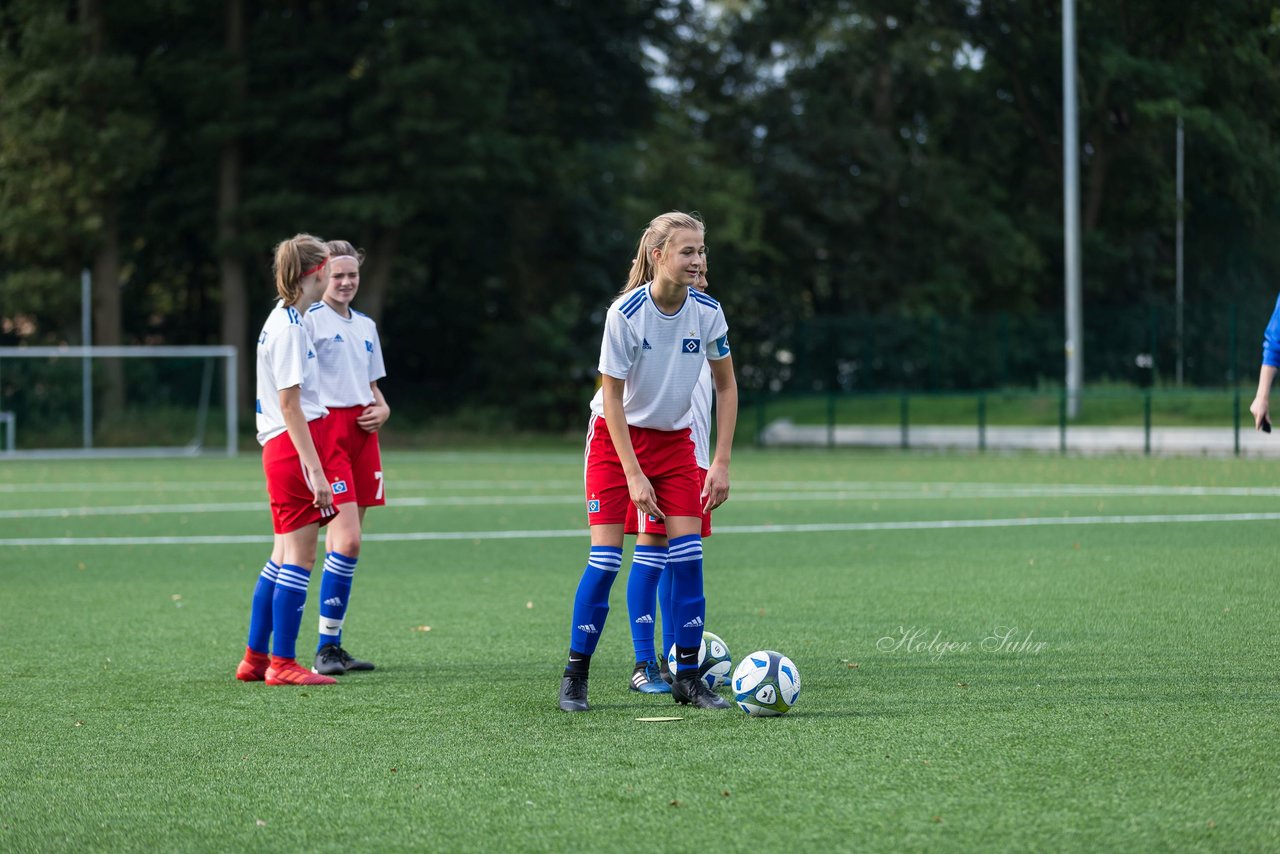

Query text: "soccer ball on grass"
[732, 650, 800, 716]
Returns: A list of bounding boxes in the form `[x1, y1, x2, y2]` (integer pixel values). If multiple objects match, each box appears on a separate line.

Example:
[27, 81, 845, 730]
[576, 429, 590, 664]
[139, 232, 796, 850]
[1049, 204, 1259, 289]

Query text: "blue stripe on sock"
[569, 547, 622, 656]
[626, 545, 668, 663]
[668, 535, 705, 672]
[317, 552, 357, 652]
[246, 560, 280, 654]
[271, 563, 310, 660]
[658, 564, 674, 665]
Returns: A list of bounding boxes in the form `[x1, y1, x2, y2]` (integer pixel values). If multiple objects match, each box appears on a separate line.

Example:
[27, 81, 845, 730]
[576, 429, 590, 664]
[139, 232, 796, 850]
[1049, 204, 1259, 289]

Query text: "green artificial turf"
[1, 449, 1278, 851]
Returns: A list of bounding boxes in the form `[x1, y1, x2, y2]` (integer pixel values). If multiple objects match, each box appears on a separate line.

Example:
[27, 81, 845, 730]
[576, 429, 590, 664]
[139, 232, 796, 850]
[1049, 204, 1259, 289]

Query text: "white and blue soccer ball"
[732, 650, 801, 716]
[667, 630, 733, 690]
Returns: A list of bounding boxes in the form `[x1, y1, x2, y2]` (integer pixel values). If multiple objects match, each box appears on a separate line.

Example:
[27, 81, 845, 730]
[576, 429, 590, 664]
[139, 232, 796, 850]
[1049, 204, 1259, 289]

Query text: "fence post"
[998, 313, 1010, 388]
[977, 392, 986, 453]
[900, 393, 910, 450]
[1058, 387, 1067, 455]
[1231, 303, 1240, 457]
[827, 391, 837, 449]
[1143, 390, 1152, 456]
[1234, 386, 1241, 457]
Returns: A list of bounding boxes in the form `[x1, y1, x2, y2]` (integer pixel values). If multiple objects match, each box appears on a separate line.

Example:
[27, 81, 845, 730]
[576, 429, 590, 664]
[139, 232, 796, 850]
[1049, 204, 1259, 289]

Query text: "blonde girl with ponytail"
[559, 211, 738, 713]
[235, 233, 353, 687]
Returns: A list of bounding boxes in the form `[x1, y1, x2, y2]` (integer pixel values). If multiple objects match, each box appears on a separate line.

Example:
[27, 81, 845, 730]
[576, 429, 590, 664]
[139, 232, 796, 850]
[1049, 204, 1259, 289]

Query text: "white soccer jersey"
[590, 283, 730, 432]
[690, 364, 714, 469]
[255, 304, 328, 446]
[303, 301, 387, 408]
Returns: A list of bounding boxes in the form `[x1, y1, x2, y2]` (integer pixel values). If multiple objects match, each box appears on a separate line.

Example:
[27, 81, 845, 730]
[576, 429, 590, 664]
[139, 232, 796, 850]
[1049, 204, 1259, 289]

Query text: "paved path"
[759, 419, 1280, 456]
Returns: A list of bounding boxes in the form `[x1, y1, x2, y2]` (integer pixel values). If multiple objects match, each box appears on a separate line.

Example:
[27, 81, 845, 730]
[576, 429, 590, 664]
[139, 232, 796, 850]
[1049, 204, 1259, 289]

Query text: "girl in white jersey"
[559, 212, 738, 712]
[235, 233, 352, 687]
[623, 270, 716, 692]
[303, 239, 391, 676]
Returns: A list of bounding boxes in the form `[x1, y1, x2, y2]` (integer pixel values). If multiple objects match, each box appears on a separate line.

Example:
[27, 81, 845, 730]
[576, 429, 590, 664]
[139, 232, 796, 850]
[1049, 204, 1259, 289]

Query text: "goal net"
[0, 346, 239, 457]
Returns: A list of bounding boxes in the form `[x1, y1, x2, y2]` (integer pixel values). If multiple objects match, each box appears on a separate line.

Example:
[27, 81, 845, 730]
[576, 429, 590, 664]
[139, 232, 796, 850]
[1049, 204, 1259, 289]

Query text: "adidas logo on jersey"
[307, 349, 315, 359]
[324, 596, 344, 607]
[365, 340, 374, 352]
[682, 616, 704, 629]
[634, 614, 654, 625]
[642, 338, 652, 350]
[333, 333, 344, 342]
[576, 623, 599, 634]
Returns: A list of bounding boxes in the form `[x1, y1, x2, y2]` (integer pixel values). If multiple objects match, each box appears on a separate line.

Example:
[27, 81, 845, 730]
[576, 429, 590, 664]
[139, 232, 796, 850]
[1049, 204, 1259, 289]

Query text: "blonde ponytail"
[272, 233, 328, 306]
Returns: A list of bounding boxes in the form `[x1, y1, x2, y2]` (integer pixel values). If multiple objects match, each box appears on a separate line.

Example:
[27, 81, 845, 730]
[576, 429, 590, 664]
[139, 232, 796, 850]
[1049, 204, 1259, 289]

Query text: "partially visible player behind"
[236, 233, 354, 687]
[303, 239, 391, 676]
[623, 268, 716, 693]
[1249, 292, 1280, 433]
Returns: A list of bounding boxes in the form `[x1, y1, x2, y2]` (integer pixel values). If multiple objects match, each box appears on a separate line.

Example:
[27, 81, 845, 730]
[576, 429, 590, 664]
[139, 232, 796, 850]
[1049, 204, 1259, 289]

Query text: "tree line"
[2, 0, 1278, 430]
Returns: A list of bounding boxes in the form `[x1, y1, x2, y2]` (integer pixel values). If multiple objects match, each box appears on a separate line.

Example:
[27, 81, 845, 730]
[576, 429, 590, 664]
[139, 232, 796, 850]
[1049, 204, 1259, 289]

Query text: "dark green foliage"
[2, 2, 1280, 423]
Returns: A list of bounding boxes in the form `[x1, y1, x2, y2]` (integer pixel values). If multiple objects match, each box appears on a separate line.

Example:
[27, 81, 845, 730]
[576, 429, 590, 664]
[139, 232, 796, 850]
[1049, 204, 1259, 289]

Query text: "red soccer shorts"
[262, 416, 355, 534]
[325, 405, 387, 507]
[584, 415, 701, 525]
[624, 467, 712, 538]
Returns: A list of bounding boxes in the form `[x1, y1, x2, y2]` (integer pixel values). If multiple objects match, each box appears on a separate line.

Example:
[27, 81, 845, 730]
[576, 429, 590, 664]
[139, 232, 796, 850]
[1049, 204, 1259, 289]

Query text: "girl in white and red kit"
[559, 211, 738, 712]
[236, 233, 354, 687]
[303, 239, 391, 676]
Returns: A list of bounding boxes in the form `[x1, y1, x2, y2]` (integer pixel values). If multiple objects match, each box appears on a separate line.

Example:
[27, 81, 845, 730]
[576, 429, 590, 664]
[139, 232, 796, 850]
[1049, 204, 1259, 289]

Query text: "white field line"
[6, 483, 1280, 520]
[6, 512, 1280, 547]
[0, 479, 583, 494]
[8, 477, 1280, 497]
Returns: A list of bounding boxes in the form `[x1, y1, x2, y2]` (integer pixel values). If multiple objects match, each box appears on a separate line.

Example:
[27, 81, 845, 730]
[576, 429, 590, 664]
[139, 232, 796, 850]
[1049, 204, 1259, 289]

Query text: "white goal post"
[0, 345, 238, 458]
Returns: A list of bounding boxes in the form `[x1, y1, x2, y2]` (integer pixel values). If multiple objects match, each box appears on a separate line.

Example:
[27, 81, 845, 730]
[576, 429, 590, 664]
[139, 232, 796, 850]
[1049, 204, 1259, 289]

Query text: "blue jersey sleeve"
[1264, 294, 1280, 368]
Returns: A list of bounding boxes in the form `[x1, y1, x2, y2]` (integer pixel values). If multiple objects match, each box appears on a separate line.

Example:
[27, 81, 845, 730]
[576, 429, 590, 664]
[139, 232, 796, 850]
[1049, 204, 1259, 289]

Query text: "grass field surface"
[2, 449, 1279, 851]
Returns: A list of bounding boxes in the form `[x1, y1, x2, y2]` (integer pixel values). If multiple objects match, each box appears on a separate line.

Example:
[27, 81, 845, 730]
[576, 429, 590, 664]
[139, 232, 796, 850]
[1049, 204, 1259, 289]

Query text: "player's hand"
[357, 402, 390, 433]
[1250, 396, 1271, 432]
[627, 471, 663, 520]
[310, 468, 334, 510]
[702, 461, 730, 513]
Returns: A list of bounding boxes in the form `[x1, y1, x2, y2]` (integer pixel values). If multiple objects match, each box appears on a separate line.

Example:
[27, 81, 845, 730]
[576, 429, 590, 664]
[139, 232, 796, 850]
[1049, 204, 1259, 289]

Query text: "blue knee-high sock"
[316, 551, 357, 652]
[668, 534, 705, 673]
[626, 545, 669, 664]
[246, 559, 280, 654]
[271, 564, 311, 660]
[657, 563, 675, 666]
[567, 546, 623, 660]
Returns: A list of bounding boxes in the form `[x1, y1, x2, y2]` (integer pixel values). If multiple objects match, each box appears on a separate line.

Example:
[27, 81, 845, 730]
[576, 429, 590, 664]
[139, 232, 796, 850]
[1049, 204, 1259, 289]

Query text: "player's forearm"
[602, 393, 643, 477]
[1256, 365, 1278, 400]
[712, 384, 737, 466]
[279, 392, 324, 476]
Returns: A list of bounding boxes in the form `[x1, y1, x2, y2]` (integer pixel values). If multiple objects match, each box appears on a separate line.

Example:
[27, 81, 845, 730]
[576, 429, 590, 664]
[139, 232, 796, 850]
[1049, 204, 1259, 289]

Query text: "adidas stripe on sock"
[316, 551, 357, 653]
[271, 564, 311, 660]
[626, 544, 668, 664]
[567, 545, 622, 661]
[668, 534, 705, 673]
[657, 563, 675, 668]
[246, 559, 280, 654]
